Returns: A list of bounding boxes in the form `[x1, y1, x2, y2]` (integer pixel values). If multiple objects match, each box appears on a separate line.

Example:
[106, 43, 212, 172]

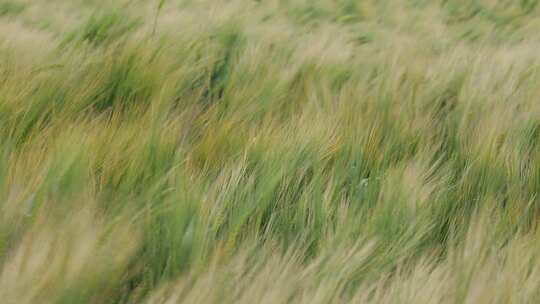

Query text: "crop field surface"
[0, 0, 540, 303]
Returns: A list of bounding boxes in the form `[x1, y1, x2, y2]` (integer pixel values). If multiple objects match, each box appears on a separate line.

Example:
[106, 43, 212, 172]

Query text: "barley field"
[1, 0, 540, 303]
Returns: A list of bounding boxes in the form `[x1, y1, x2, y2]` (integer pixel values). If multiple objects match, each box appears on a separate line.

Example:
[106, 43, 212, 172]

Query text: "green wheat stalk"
[152, 0, 166, 36]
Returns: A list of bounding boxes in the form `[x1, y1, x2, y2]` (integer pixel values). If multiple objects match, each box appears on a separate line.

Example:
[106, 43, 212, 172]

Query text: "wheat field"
[0, 0, 540, 303]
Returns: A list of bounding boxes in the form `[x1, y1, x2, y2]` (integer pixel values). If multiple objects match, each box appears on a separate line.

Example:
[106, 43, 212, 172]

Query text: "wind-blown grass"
[0, 0, 540, 303]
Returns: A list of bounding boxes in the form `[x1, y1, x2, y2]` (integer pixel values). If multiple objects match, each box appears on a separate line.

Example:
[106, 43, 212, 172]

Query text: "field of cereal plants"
[1, 0, 540, 303]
